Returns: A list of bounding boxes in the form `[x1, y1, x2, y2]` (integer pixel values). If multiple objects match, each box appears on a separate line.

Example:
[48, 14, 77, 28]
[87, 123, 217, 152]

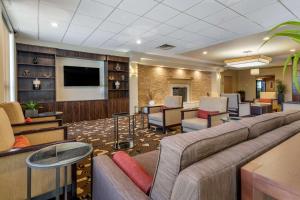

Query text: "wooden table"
[250, 103, 272, 116]
[241, 133, 300, 200]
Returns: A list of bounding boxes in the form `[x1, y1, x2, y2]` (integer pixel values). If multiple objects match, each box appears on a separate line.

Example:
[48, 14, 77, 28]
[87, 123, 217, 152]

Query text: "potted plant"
[276, 80, 286, 105]
[262, 21, 300, 92]
[23, 101, 39, 117]
[147, 89, 156, 106]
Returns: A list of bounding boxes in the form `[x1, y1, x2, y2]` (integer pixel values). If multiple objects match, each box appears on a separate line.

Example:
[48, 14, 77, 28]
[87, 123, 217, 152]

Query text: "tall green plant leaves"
[283, 55, 292, 78]
[292, 53, 300, 93]
[270, 21, 300, 32]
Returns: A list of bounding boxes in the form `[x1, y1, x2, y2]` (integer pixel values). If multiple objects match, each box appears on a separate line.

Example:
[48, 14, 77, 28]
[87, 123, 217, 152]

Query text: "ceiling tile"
[131, 17, 160, 32]
[203, 8, 240, 25]
[40, 0, 80, 11]
[145, 4, 180, 22]
[98, 20, 126, 33]
[230, 0, 277, 15]
[245, 2, 295, 28]
[122, 27, 147, 37]
[281, 0, 300, 18]
[92, 0, 122, 7]
[112, 33, 133, 43]
[39, 19, 69, 42]
[107, 9, 140, 25]
[153, 24, 178, 35]
[118, 0, 158, 16]
[186, 0, 225, 19]
[219, 17, 264, 35]
[165, 13, 198, 28]
[39, 2, 74, 23]
[215, 0, 241, 6]
[163, 0, 203, 11]
[199, 25, 235, 40]
[100, 39, 124, 49]
[168, 29, 189, 39]
[78, 0, 114, 19]
[72, 13, 102, 29]
[63, 29, 90, 45]
[183, 20, 216, 33]
[84, 29, 116, 46]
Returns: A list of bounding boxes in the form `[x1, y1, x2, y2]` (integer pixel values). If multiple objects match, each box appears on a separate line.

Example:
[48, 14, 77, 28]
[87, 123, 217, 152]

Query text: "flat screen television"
[64, 66, 100, 86]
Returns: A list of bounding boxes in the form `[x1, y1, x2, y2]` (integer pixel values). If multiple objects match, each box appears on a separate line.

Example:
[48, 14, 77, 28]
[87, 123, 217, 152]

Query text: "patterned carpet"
[66, 114, 180, 200]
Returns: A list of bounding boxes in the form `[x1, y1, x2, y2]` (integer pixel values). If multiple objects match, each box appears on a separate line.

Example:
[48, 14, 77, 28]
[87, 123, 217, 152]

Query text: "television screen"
[64, 66, 100, 86]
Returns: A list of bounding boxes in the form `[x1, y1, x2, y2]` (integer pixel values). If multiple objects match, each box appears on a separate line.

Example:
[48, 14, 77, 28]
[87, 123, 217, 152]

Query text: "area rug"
[66, 114, 180, 200]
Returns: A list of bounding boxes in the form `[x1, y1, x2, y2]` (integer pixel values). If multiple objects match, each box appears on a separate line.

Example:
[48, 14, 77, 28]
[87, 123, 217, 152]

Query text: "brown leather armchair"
[0, 102, 62, 133]
[0, 108, 74, 200]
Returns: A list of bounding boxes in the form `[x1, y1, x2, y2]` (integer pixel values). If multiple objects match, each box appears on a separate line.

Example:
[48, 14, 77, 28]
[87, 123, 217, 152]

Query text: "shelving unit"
[16, 47, 56, 105]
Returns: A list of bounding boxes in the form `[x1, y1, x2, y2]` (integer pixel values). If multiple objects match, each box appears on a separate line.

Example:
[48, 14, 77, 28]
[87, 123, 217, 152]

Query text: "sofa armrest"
[163, 107, 183, 126]
[14, 126, 67, 145]
[181, 108, 198, 120]
[11, 119, 62, 133]
[146, 105, 162, 114]
[93, 155, 148, 200]
[208, 112, 229, 127]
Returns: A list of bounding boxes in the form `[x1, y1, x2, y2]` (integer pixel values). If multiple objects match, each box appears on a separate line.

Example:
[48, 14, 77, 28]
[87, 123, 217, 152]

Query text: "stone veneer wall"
[138, 64, 212, 106]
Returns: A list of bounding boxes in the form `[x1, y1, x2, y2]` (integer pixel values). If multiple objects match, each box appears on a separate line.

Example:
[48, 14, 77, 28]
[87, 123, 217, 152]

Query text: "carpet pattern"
[67, 114, 180, 200]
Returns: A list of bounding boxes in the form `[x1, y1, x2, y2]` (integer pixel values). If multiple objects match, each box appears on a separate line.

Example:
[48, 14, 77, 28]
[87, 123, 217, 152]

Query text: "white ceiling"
[3, 0, 300, 62]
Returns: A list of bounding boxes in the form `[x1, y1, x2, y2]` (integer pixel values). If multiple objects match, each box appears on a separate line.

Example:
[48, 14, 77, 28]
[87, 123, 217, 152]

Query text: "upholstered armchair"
[147, 96, 183, 133]
[0, 102, 62, 133]
[221, 93, 250, 117]
[255, 92, 279, 111]
[181, 96, 229, 132]
[0, 108, 74, 200]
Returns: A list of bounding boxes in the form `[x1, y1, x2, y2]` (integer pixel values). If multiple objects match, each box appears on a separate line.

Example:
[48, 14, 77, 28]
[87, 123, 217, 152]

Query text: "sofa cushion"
[113, 151, 153, 194]
[13, 135, 31, 148]
[133, 150, 159, 177]
[197, 109, 219, 119]
[150, 121, 249, 200]
[277, 110, 300, 125]
[238, 112, 284, 139]
[182, 118, 207, 130]
[148, 112, 163, 122]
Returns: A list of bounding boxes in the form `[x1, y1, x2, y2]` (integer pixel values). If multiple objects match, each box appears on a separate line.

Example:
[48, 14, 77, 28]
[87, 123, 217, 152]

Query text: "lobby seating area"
[1, 1, 300, 200]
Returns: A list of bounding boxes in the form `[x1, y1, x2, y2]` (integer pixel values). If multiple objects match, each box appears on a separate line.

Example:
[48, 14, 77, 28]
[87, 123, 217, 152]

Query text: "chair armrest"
[145, 105, 163, 114]
[163, 107, 183, 126]
[14, 126, 68, 145]
[208, 112, 229, 127]
[11, 119, 63, 133]
[0, 139, 74, 158]
[93, 155, 148, 200]
[181, 108, 198, 120]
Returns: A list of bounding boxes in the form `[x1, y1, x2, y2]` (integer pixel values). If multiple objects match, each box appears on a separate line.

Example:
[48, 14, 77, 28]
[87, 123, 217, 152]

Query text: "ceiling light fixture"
[136, 39, 142, 44]
[250, 68, 260, 75]
[51, 22, 58, 28]
[224, 55, 272, 68]
[263, 36, 270, 41]
[202, 51, 208, 55]
[290, 49, 296, 52]
[140, 57, 152, 61]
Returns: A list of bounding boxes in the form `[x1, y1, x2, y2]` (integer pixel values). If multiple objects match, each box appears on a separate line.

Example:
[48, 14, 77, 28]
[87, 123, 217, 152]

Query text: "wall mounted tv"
[64, 66, 100, 86]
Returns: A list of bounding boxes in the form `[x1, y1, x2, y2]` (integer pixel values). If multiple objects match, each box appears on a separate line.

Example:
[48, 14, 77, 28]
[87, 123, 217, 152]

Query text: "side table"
[26, 142, 93, 200]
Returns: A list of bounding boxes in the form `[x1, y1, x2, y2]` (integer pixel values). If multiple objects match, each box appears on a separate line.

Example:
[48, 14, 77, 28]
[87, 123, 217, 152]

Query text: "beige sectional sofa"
[93, 110, 300, 200]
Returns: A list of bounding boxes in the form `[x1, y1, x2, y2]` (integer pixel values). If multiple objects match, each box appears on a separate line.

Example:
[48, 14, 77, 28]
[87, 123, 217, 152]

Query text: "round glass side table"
[26, 142, 93, 200]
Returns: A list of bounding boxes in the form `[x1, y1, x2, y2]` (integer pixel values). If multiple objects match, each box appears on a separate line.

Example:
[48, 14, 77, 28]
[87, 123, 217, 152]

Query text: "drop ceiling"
[2, 0, 300, 64]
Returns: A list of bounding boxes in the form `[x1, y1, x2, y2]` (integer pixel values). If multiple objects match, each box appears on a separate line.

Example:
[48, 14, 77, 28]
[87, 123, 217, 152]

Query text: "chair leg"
[163, 127, 167, 134]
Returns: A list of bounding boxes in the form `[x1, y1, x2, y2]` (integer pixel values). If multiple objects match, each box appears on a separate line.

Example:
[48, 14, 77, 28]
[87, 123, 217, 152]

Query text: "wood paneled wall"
[40, 98, 129, 123]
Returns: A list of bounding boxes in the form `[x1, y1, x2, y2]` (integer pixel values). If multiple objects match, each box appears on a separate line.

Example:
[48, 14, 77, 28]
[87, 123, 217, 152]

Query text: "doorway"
[256, 75, 275, 98]
[224, 76, 233, 93]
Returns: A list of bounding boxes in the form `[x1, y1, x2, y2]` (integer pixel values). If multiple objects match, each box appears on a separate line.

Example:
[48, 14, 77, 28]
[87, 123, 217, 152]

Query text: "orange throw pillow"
[13, 135, 31, 148]
[197, 109, 219, 119]
[259, 99, 272, 103]
[25, 117, 33, 123]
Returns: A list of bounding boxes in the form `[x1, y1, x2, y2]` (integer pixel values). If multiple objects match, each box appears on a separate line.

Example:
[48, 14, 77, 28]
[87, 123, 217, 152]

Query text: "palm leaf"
[260, 30, 300, 49]
[269, 21, 300, 32]
[292, 53, 300, 93]
[283, 55, 292, 79]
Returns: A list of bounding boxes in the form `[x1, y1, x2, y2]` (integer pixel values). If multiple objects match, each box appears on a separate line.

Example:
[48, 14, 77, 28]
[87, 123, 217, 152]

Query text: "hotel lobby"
[1, 0, 300, 200]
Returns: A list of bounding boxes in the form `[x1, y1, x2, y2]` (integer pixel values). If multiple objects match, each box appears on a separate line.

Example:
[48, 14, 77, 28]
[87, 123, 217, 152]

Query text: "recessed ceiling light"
[263, 37, 270, 41]
[243, 50, 253, 54]
[136, 39, 142, 45]
[290, 49, 296, 52]
[51, 22, 58, 28]
[202, 51, 208, 55]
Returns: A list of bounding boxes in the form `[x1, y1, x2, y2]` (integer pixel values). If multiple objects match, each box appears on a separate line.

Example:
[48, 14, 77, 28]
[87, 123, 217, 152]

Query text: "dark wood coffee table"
[250, 104, 272, 115]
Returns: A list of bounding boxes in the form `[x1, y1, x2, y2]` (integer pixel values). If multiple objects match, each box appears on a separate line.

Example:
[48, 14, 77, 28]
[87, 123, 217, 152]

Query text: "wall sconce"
[216, 72, 221, 80]
[250, 68, 259, 75]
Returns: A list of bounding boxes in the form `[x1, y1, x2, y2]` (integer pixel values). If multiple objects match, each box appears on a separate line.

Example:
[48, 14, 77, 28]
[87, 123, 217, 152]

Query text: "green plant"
[24, 101, 39, 110]
[276, 80, 286, 94]
[262, 20, 300, 92]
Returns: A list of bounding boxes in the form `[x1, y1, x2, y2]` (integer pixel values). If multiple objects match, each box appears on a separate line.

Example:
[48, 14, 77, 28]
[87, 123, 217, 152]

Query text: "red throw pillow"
[112, 151, 153, 194]
[259, 98, 272, 103]
[13, 135, 31, 148]
[25, 117, 33, 123]
[197, 109, 219, 119]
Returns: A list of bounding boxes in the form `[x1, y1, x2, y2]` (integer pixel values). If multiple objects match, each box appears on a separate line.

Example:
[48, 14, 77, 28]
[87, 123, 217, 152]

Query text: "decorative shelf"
[108, 80, 127, 82]
[18, 63, 55, 67]
[108, 89, 129, 91]
[108, 70, 128, 73]
[18, 76, 55, 79]
[19, 89, 55, 92]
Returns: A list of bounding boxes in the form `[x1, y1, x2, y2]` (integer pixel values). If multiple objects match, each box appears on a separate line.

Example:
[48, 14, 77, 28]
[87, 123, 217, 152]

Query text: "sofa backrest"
[221, 93, 241, 109]
[164, 96, 183, 108]
[0, 108, 15, 152]
[0, 102, 25, 124]
[238, 112, 284, 139]
[199, 96, 228, 113]
[260, 92, 276, 99]
[150, 122, 249, 200]
[276, 110, 300, 125]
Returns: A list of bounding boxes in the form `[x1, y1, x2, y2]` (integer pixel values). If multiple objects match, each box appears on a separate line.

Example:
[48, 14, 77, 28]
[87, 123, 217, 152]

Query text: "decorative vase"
[115, 63, 121, 71]
[121, 75, 125, 80]
[148, 100, 155, 106]
[115, 81, 120, 89]
[32, 57, 38, 64]
[33, 78, 41, 90]
[278, 93, 284, 105]
[25, 109, 38, 117]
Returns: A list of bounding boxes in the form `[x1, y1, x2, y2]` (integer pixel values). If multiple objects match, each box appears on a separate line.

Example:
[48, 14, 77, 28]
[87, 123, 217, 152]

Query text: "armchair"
[181, 96, 229, 132]
[221, 93, 250, 117]
[0, 102, 62, 133]
[147, 96, 183, 133]
[255, 92, 279, 111]
[0, 108, 74, 200]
